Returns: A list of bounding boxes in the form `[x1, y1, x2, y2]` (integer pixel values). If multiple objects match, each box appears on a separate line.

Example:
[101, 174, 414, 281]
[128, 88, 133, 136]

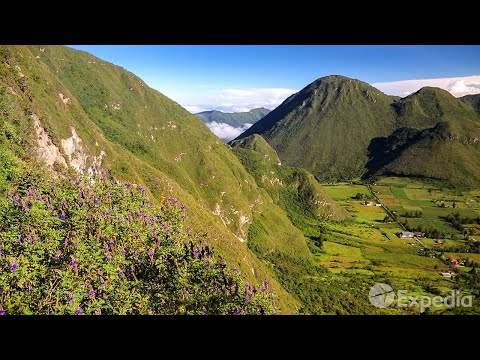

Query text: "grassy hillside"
[234, 75, 398, 180]
[196, 108, 270, 127]
[460, 94, 480, 111]
[369, 120, 480, 187]
[1, 45, 311, 313]
[231, 134, 349, 236]
[233, 76, 480, 185]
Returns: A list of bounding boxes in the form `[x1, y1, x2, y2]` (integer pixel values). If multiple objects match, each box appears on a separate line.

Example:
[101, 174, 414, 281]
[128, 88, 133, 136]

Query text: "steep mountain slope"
[196, 107, 270, 127]
[231, 134, 349, 236]
[367, 119, 480, 187]
[1, 45, 317, 312]
[234, 76, 399, 180]
[233, 76, 480, 184]
[460, 94, 480, 111]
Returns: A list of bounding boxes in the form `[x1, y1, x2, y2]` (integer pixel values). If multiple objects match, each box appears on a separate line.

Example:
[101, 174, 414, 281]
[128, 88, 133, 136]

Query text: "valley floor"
[317, 177, 480, 314]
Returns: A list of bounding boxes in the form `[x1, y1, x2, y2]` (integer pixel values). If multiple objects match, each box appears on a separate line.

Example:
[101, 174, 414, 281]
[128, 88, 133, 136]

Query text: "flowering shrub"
[0, 168, 275, 315]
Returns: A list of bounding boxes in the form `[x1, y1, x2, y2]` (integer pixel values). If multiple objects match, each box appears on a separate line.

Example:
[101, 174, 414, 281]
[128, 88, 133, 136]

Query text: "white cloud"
[183, 87, 298, 114]
[184, 105, 209, 113]
[372, 75, 480, 98]
[205, 122, 253, 142]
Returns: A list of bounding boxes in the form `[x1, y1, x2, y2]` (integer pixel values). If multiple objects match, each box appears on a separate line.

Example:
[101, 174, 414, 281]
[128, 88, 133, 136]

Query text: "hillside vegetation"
[0, 170, 274, 314]
[1, 45, 311, 312]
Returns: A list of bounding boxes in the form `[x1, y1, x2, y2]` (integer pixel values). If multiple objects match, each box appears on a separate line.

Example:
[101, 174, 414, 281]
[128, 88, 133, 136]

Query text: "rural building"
[375, 203, 382, 207]
[440, 272, 454, 277]
[399, 231, 414, 238]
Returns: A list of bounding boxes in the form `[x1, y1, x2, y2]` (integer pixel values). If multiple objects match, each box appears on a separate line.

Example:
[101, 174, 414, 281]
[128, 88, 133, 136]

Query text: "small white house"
[399, 231, 414, 238]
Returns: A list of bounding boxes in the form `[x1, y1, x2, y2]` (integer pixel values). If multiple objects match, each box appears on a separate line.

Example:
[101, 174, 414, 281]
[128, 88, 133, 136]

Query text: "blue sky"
[70, 45, 480, 114]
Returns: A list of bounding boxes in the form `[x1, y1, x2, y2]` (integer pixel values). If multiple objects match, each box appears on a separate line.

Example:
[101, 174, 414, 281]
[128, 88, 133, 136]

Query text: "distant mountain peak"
[195, 107, 271, 129]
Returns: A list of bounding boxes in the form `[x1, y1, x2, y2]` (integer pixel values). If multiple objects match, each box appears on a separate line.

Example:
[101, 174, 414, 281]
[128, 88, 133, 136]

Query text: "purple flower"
[7, 192, 13, 199]
[17, 236, 23, 244]
[60, 213, 67, 220]
[89, 288, 96, 296]
[53, 253, 60, 261]
[139, 187, 146, 195]
[202, 307, 208, 315]
[0, 309, 5, 315]
[46, 204, 52, 211]
[104, 211, 110, 217]
[181, 204, 186, 211]
[21, 203, 29, 211]
[245, 283, 251, 291]
[68, 295, 74, 303]
[107, 255, 112, 261]
[121, 248, 126, 255]
[0, 248, 3, 254]
[62, 198, 67, 205]
[205, 261, 211, 270]
[148, 249, 155, 259]
[186, 227, 192, 233]
[36, 195, 43, 201]
[10, 263, 17, 272]
[70, 259, 78, 267]
[245, 295, 251, 302]
[76, 180, 81, 186]
[13, 197, 20, 206]
[53, 213, 58, 218]
[233, 309, 241, 315]
[94, 198, 100, 205]
[74, 307, 82, 315]
[109, 240, 115, 246]
[28, 187, 35, 197]
[134, 252, 140, 259]
[119, 270, 125, 278]
[0, 286, 2, 294]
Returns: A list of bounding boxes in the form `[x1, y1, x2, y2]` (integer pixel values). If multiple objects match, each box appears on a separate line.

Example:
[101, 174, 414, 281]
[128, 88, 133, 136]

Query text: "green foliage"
[0, 171, 275, 315]
[231, 134, 348, 237]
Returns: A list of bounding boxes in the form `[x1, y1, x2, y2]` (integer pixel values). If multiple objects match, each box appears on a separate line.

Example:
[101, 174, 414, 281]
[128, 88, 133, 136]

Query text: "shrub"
[0, 168, 275, 315]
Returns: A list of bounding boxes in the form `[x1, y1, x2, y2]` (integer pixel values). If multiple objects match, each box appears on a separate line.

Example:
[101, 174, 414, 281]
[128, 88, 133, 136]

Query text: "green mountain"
[231, 134, 349, 236]
[1, 45, 317, 313]
[460, 94, 480, 111]
[233, 76, 480, 186]
[367, 119, 480, 187]
[196, 108, 270, 127]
